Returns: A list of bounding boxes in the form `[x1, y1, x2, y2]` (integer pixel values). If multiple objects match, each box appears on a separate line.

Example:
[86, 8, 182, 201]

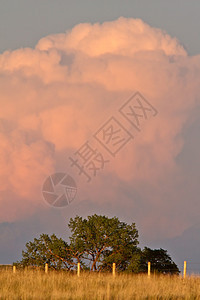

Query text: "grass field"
[0, 270, 200, 299]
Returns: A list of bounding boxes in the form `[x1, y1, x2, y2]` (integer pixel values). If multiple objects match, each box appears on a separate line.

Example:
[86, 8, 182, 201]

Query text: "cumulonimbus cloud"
[0, 17, 200, 239]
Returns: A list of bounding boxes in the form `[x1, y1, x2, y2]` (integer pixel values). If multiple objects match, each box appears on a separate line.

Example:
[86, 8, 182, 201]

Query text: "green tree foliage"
[15, 234, 74, 270]
[68, 214, 139, 271]
[139, 247, 180, 274]
[15, 215, 180, 274]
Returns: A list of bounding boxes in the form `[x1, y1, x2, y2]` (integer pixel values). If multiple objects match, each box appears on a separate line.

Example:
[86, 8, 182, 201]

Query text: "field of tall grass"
[1, 270, 200, 299]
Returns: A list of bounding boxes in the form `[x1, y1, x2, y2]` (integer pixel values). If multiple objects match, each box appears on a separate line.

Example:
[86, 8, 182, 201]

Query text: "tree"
[68, 214, 139, 271]
[15, 215, 179, 275]
[139, 247, 180, 275]
[15, 234, 74, 270]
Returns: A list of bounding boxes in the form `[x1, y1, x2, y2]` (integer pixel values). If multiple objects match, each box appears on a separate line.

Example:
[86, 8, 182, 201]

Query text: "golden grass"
[0, 270, 200, 299]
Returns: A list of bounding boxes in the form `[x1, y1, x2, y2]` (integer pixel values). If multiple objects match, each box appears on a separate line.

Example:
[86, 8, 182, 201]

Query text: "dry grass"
[0, 270, 200, 299]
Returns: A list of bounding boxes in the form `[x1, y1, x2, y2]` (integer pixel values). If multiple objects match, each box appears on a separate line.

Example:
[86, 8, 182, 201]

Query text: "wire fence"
[183, 261, 200, 275]
[0, 264, 12, 271]
[1, 261, 200, 276]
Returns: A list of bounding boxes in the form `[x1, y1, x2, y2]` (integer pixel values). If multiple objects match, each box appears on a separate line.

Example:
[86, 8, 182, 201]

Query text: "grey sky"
[1, 0, 200, 55]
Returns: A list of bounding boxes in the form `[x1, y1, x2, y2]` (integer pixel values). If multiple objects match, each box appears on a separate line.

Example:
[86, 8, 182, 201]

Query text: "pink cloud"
[0, 17, 200, 240]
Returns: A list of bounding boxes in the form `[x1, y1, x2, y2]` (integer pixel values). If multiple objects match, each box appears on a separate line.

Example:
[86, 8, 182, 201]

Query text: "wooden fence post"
[13, 265, 16, 274]
[148, 262, 151, 278]
[77, 262, 80, 277]
[112, 263, 116, 277]
[45, 263, 48, 274]
[183, 261, 187, 278]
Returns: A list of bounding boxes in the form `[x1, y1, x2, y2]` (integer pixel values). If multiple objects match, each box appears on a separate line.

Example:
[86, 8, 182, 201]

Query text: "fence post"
[77, 262, 80, 277]
[183, 261, 187, 278]
[112, 263, 116, 277]
[45, 263, 48, 274]
[13, 265, 16, 274]
[148, 262, 151, 278]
